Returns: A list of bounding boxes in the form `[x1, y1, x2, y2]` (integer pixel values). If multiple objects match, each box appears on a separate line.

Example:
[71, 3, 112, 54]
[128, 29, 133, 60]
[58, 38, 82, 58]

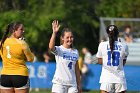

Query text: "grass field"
[30, 89, 139, 93]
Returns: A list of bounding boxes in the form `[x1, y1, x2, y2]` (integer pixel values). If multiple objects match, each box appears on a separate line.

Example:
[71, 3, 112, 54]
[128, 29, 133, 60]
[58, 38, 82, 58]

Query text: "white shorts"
[100, 83, 127, 93]
[52, 83, 78, 93]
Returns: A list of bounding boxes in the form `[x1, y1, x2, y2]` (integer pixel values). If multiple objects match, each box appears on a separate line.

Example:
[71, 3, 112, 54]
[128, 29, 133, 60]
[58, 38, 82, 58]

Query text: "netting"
[100, 18, 140, 42]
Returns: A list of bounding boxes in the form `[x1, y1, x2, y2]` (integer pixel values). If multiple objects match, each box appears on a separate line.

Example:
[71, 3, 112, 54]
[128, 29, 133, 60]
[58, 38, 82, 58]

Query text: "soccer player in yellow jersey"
[0, 22, 34, 93]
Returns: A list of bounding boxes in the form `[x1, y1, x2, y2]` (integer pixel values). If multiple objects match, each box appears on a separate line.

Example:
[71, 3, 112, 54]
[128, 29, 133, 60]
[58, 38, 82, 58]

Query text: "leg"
[68, 86, 78, 93]
[12, 76, 29, 93]
[52, 83, 67, 93]
[100, 83, 113, 93]
[14, 88, 29, 93]
[0, 75, 14, 93]
[35, 88, 39, 92]
[100, 90, 108, 93]
[119, 91, 126, 93]
[115, 83, 127, 93]
[1, 88, 15, 93]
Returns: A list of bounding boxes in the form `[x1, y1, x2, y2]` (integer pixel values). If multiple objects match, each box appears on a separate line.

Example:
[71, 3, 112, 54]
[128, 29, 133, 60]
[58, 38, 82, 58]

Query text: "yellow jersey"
[0, 38, 34, 76]
[78, 56, 83, 71]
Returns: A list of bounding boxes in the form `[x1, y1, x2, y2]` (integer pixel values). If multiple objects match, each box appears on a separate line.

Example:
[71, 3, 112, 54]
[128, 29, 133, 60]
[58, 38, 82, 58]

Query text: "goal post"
[99, 17, 140, 42]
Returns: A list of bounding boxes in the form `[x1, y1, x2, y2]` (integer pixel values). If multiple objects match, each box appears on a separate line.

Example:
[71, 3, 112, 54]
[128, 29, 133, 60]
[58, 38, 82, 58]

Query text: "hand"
[52, 20, 60, 34]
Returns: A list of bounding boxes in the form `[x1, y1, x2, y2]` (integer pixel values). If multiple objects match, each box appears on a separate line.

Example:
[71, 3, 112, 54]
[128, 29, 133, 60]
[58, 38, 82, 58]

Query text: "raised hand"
[52, 20, 60, 34]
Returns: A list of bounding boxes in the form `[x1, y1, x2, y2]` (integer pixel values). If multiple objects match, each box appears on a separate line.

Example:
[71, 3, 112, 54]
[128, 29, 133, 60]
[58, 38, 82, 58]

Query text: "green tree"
[0, 0, 99, 61]
[63, 0, 99, 54]
[95, 0, 140, 18]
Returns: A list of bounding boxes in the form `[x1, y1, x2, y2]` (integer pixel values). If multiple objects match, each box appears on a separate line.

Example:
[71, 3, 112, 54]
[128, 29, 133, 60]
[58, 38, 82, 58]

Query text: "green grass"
[29, 89, 139, 93]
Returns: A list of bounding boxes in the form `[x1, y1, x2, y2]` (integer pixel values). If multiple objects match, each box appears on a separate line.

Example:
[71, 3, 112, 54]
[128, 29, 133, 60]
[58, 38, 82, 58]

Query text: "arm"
[0, 41, 1, 56]
[49, 32, 57, 51]
[49, 20, 60, 51]
[98, 58, 103, 64]
[123, 59, 127, 66]
[123, 44, 129, 66]
[96, 42, 103, 64]
[23, 42, 34, 62]
[75, 62, 82, 93]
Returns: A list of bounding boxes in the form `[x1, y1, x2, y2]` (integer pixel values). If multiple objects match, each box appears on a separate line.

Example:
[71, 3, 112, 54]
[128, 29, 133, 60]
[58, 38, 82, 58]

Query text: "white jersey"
[83, 52, 92, 64]
[96, 41, 129, 84]
[52, 45, 79, 86]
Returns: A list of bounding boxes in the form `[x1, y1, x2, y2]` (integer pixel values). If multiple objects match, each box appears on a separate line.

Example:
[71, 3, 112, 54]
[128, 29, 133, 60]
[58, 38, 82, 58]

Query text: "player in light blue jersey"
[96, 25, 129, 93]
[49, 20, 81, 93]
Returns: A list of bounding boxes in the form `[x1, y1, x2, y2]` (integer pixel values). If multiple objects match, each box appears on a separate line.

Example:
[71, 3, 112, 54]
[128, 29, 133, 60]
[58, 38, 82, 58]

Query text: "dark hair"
[0, 22, 22, 51]
[125, 25, 131, 29]
[60, 28, 73, 48]
[106, 25, 119, 52]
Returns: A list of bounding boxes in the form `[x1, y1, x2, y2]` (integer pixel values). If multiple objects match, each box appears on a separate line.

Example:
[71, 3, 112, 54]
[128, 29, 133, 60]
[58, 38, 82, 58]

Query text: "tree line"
[0, 0, 139, 61]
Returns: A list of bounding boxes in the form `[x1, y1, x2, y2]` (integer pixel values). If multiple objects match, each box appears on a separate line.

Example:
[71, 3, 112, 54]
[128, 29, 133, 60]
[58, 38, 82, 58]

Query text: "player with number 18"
[96, 25, 129, 93]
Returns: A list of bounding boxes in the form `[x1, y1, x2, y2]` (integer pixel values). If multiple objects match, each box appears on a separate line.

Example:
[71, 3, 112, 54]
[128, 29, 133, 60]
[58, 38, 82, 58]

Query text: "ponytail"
[106, 25, 119, 53]
[109, 34, 115, 52]
[0, 22, 22, 51]
[0, 24, 11, 50]
[109, 34, 117, 59]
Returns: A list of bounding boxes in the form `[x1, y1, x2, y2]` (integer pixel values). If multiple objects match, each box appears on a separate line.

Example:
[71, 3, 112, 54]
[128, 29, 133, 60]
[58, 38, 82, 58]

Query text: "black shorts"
[0, 75, 30, 89]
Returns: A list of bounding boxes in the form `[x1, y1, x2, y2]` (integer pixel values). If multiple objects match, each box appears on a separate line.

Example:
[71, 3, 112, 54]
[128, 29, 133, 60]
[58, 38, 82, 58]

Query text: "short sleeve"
[123, 44, 129, 60]
[51, 46, 60, 55]
[125, 44, 129, 56]
[76, 49, 79, 60]
[96, 42, 103, 58]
